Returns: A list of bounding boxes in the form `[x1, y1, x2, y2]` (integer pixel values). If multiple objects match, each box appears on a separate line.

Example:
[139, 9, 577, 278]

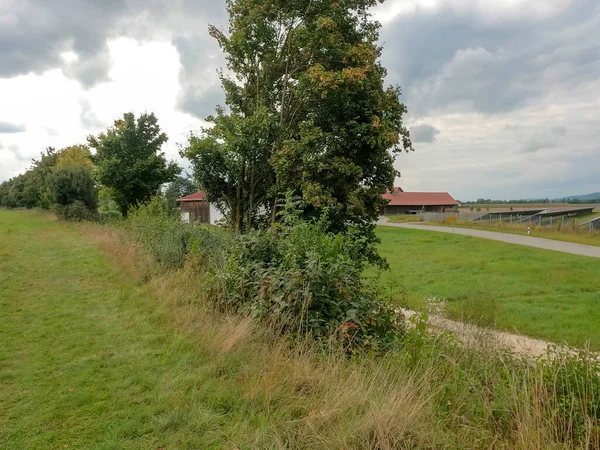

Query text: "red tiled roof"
[382, 191, 458, 206]
[176, 191, 206, 202]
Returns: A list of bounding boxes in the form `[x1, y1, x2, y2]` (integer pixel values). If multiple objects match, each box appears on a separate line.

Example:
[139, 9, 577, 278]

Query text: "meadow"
[376, 226, 600, 348]
[2, 209, 599, 449]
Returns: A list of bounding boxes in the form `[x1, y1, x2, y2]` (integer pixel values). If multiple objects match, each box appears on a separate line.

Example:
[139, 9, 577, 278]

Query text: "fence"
[421, 211, 596, 231]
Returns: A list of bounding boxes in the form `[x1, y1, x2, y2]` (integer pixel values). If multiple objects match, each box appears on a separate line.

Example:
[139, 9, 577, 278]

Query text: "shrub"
[55, 200, 100, 222]
[47, 166, 97, 210]
[126, 197, 404, 350]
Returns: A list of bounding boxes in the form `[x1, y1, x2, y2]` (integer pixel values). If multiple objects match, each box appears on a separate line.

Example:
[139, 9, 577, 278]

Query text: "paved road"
[378, 219, 600, 259]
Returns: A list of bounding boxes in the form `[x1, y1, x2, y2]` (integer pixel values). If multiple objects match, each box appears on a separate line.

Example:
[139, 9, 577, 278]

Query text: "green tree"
[47, 166, 97, 211]
[55, 145, 93, 169]
[163, 175, 197, 210]
[88, 112, 180, 216]
[182, 0, 412, 244]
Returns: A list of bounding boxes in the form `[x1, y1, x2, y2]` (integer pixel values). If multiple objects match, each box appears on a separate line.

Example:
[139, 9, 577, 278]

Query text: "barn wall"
[385, 205, 449, 215]
[179, 201, 210, 223]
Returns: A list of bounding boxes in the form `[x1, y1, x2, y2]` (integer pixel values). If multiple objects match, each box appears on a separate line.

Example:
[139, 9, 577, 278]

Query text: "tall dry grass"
[80, 222, 600, 449]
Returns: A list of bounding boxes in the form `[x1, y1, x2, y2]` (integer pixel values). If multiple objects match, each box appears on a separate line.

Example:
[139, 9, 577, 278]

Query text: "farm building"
[382, 188, 459, 214]
[176, 191, 224, 225]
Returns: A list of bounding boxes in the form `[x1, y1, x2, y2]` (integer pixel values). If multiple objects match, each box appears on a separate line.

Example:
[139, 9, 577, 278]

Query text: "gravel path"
[378, 218, 600, 259]
[400, 308, 553, 360]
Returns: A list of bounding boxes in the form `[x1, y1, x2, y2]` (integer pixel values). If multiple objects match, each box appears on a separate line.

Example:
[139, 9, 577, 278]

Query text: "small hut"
[176, 191, 210, 223]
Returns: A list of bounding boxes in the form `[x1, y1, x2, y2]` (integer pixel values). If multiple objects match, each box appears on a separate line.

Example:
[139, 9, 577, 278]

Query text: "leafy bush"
[126, 197, 404, 350]
[55, 200, 100, 222]
[47, 166, 97, 210]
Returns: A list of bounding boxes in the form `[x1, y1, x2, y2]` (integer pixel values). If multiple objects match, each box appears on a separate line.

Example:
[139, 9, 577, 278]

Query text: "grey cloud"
[0, 0, 127, 87]
[173, 34, 225, 119]
[521, 137, 557, 154]
[0, 121, 25, 133]
[380, 0, 600, 116]
[0, 0, 228, 116]
[79, 99, 105, 131]
[63, 48, 112, 88]
[551, 125, 567, 137]
[410, 124, 440, 143]
[7, 144, 29, 162]
[508, 125, 567, 153]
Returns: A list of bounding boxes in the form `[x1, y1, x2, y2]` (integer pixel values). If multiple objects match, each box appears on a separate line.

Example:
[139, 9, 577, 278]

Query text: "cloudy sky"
[1, 0, 598, 201]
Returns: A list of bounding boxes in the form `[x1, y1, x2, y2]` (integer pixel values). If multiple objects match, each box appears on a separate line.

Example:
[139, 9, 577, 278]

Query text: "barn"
[176, 191, 224, 224]
[382, 188, 459, 215]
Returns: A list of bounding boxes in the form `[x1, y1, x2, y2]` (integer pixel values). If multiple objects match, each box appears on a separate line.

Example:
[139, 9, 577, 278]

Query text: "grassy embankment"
[2, 209, 599, 449]
[376, 226, 600, 349]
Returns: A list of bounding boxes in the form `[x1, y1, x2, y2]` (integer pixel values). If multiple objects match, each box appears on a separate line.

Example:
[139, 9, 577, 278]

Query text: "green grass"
[0, 210, 306, 449]
[376, 226, 600, 349]
[0, 211, 232, 448]
[2, 209, 600, 449]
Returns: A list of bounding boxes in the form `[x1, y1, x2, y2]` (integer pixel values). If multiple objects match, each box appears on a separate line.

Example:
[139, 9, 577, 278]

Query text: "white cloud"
[0, 38, 205, 181]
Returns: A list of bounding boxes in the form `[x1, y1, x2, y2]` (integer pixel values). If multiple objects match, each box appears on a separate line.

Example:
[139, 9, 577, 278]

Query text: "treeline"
[0, 112, 194, 220]
[466, 198, 600, 205]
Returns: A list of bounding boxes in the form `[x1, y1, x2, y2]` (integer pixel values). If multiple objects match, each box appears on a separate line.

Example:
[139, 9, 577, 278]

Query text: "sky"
[0, 0, 599, 201]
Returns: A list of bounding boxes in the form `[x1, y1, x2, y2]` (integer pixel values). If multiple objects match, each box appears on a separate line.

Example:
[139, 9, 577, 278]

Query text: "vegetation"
[0, 146, 101, 219]
[162, 175, 197, 211]
[182, 0, 413, 264]
[2, 208, 599, 449]
[88, 112, 180, 216]
[376, 226, 600, 348]
[126, 196, 403, 349]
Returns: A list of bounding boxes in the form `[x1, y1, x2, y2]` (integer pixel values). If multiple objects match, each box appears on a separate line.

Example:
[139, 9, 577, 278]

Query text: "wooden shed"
[176, 191, 210, 223]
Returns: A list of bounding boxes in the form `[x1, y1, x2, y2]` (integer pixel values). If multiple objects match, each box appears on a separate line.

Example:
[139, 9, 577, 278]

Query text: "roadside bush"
[127, 198, 404, 350]
[116, 201, 600, 447]
[55, 200, 100, 222]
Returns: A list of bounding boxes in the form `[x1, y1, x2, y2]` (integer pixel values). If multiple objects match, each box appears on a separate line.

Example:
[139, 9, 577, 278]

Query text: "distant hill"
[554, 192, 600, 202]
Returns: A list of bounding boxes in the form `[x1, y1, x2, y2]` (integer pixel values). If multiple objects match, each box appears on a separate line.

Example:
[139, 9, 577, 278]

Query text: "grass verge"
[376, 226, 600, 349]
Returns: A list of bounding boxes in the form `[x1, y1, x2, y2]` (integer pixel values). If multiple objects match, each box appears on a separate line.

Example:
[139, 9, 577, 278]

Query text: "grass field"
[376, 226, 600, 349]
[0, 210, 468, 448]
[2, 209, 600, 448]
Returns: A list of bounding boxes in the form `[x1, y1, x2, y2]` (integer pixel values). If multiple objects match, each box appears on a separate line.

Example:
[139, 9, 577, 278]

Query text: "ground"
[2, 209, 599, 448]
[376, 226, 600, 349]
[0, 210, 266, 449]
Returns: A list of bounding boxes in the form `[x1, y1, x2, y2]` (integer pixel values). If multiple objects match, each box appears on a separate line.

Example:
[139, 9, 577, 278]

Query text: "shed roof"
[177, 191, 206, 202]
[383, 191, 458, 206]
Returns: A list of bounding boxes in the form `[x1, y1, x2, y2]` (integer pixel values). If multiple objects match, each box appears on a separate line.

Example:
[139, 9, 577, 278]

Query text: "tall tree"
[88, 112, 180, 216]
[182, 0, 412, 245]
[163, 175, 197, 210]
[55, 144, 93, 169]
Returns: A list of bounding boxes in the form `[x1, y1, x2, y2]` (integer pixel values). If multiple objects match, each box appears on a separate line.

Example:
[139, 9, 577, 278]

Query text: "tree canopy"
[88, 112, 180, 216]
[182, 0, 412, 249]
